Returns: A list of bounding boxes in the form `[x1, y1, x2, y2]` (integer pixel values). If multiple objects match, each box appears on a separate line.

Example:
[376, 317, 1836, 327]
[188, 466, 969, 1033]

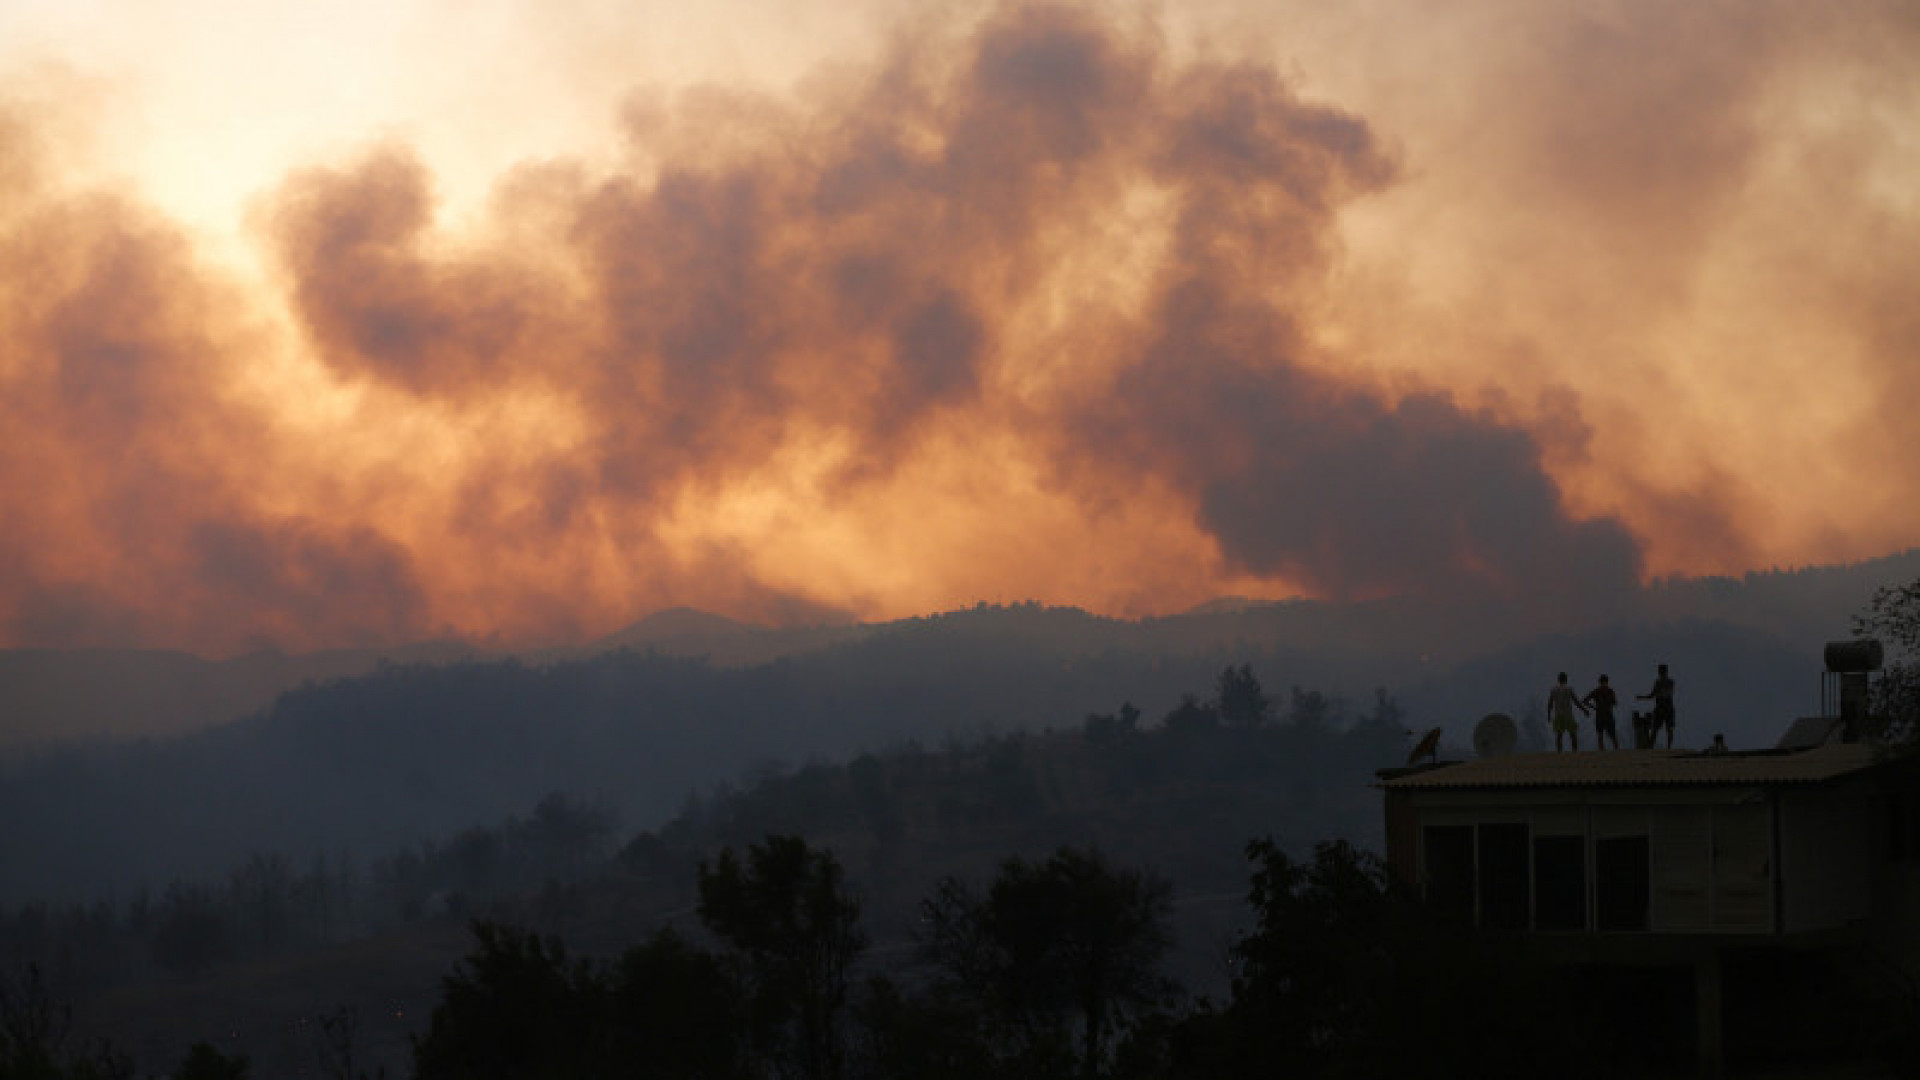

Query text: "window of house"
[1595, 834, 1651, 931]
[1422, 824, 1474, 926]
[1477, 823, 1530, 931]
[1533, 835, 1586, 931]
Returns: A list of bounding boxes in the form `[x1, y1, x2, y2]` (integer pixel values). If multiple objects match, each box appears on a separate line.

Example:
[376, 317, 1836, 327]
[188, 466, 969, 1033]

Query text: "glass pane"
[1595, 834, 1650, 931]
[1533, 834, 1586, 931]
[1477, 823, 1530, 931]
[1423, 825, 1473, 926]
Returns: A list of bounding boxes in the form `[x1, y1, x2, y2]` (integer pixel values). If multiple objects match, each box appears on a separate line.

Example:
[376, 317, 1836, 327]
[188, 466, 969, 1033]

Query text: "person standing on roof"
[1549, 671, 1589, 752]
[1583, 674, 1620, 750]
[1638, 663, 1677, 748]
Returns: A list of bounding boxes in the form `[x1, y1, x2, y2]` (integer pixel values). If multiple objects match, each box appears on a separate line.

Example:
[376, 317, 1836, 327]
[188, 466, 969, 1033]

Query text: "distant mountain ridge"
[549, 606, 878, 668]
[0, 550, 1914, 904]
[1, 549, 1914, 751]
[0, 640, 478, 749]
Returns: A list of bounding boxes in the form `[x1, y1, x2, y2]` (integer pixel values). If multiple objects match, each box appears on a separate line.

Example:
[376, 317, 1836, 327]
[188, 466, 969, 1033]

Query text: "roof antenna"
[1408, 726, 1444, 765]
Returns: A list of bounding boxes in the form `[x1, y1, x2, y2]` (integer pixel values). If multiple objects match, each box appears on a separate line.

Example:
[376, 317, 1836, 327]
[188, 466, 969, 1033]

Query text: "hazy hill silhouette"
[3, 549, 1913, 751]
[0, 640, 477, 749]
[1, 551, 1915, 906]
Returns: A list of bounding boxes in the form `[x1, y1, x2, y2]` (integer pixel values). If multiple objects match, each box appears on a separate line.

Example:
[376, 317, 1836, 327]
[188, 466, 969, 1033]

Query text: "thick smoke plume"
[1, 1, 1915, 653]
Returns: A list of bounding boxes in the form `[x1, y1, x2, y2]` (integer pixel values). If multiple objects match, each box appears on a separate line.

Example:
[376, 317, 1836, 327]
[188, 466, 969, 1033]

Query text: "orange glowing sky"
[2, 0, 1917, 655]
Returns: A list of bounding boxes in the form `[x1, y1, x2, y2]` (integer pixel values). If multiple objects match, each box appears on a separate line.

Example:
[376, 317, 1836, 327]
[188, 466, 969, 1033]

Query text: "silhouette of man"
[1549, 671, 1589, 752]
[1583, 675, 1620, 750]
[1638, 663, 1676, 748]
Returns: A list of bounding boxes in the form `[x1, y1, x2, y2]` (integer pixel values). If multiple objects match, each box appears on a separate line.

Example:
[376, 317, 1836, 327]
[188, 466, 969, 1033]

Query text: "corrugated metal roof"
[1377, 743, 1884, 790]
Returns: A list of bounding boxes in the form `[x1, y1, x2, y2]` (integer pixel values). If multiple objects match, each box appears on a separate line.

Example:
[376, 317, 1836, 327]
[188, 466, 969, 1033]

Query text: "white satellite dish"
[1473, 712, 1518, 758]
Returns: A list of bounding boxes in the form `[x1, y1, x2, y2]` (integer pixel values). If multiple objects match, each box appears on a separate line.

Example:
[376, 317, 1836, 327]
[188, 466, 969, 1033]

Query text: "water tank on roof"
[1825, 639, 1884, 673]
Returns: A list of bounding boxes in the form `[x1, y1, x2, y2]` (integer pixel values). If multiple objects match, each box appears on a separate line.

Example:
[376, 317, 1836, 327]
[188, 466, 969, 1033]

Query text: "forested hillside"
[4, 668, 1415, 1075]
[10, 686, 1903, 1078]
[0, 594, 1872, 906]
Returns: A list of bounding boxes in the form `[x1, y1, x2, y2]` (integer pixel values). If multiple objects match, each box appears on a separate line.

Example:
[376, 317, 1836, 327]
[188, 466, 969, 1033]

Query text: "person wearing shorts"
[1549, 671, 1589, 752]
[1583, 674, 1620, 750]
[1638, 664, 1676, 748]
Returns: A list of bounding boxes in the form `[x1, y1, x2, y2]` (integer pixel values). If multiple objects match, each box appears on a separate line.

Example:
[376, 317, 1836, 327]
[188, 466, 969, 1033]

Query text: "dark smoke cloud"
[0, 115, 435, 650]
[1048, 51, 1643, 605]
[44, 0, 1912, 654]
[270, 149, 572, 396]
[1303, 0, 1920, 576]
[187, 519, 428, 649]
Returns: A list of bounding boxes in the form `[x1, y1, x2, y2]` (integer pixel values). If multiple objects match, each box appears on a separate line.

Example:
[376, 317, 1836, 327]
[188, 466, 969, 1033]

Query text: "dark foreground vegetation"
[10, 584, 1920, 1079]
[405, 835, 1621, 1080]
[5, 833, 1628, 1080]
[14, 827, 1912, 1079]
[0, 666, 1398, 1007]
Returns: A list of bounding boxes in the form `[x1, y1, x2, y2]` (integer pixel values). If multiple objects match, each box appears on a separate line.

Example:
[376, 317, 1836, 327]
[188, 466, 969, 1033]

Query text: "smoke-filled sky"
[2, 0, 1917, 655]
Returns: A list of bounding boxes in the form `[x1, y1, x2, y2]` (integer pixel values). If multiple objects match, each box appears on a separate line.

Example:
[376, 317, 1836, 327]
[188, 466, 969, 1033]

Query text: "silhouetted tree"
[312, 1007, 371, 1080]
[0, 963, 131, 1080]
[616, 830, 683, 878]
[980, 738, 1041, 819]
[605, 929, 753, 1079]
[1183, 838, 1597, 1080]
[1216, 666, 1270, 728]
[525, 792, 617, 880]
[1084, 711, 1119, 742]
[1282, 685, 1333, 732]
[1222, 839, 1393, 1073]
[442, 827, 506, 902]
[412, 922, 599, 1080]
[289, 854, 349, 945]
[168, 1042, 248, 1080]
[850, 975, 994, 1080]
[1160, 694, 1217, 733]
[1857, 575, 1920, 741]
[919, 847, 1176, 1079]
[698, 835, 866, 1080]
[228, 853, 291, 955]
[846, 755, 902, 847]
[1358, 687, 1404, 740]
[412, 922, 751, 1080]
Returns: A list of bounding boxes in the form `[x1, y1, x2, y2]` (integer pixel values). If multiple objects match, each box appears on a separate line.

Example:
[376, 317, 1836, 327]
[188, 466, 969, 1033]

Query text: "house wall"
[1779, 787, 1873, 933]
[1400, 788, 1781, 935]
[1647, 803, 1772, 932]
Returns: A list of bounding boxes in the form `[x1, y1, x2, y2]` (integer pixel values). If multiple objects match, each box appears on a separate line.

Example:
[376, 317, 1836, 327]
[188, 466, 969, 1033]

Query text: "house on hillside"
[1375, 641, 1920, 1075]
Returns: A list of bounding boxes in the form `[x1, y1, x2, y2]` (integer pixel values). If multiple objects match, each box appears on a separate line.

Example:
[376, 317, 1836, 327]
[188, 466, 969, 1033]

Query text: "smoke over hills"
[2, 1, 1916, 655]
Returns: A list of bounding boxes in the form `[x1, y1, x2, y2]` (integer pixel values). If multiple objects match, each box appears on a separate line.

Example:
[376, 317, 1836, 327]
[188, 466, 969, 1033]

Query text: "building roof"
[1377, 743, 1886, 790]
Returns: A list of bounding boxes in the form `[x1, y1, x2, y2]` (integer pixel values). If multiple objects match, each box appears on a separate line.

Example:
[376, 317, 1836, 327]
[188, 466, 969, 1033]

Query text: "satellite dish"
[1407, 726, 1444, 765]
[1474, 713, 1518, 758]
